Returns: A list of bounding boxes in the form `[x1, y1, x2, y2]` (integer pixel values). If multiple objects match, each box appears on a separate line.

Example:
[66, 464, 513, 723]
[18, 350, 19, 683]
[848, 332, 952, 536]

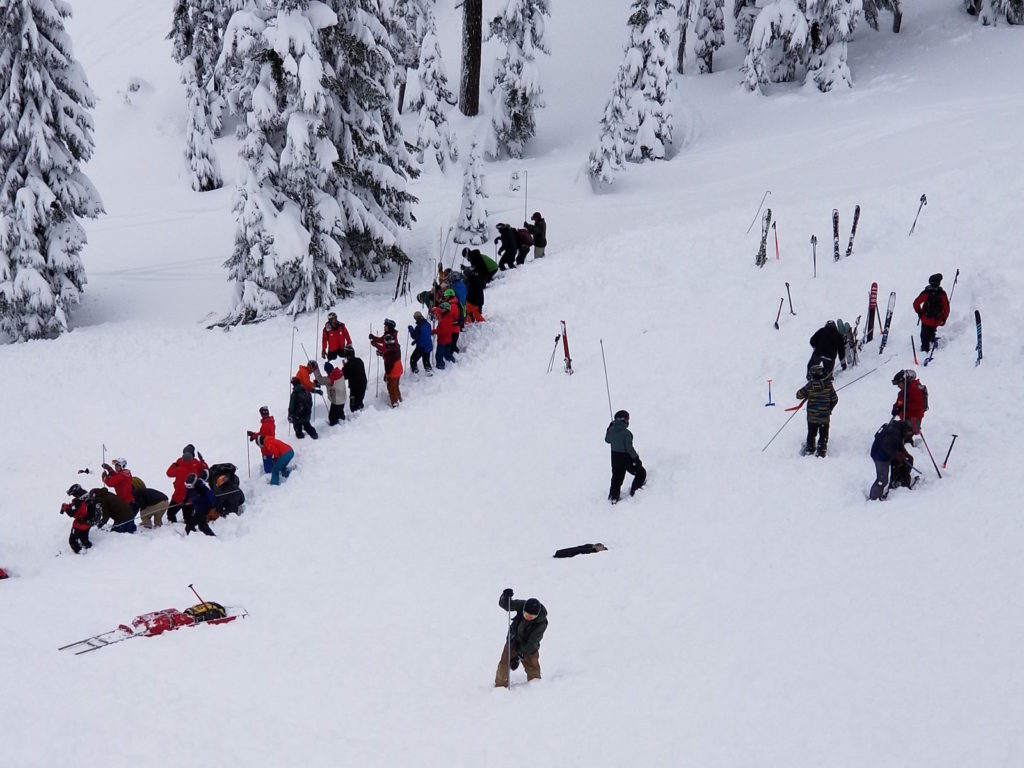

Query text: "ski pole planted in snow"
[911, 337, 918, 366]
[600, 339, 613, 419]
[785, 282, 796, 315]
[773, 298, 784, 330]
[745, 190, 771, 234]
[948, 268, 960, 304]
[765, 379, 775, 407]
[245, 435, 251, 479]
[810, 235, 817, 278]
[187, 583, 208, 606]
[942, 434, 958, 469]
[918, 429, 942, 479]
[546, 334, 561, 374]
[909, 193, 927, 235]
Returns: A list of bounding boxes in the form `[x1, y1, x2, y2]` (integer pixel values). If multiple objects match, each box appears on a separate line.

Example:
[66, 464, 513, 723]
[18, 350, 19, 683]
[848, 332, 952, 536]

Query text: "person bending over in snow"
[258, 435, 294, 486]
[605, 410, 647, 503]
[495, 223, 519, 270]
[891, 369, 928, 435]
[868, 421, 916, 501]
[808, 320, 847, 376]
[182, 472, 216, 536]
[495, 588, 548, 688]
[796, 362, 838, 457]
[94, 487, 137, 533]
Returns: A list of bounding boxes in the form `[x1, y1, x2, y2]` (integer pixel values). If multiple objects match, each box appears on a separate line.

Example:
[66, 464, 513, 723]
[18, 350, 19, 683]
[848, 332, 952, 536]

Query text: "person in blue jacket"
[183, 472, 217, 536]
[868, 420, 915, 500]
[449, 272, 468, 353]
[408, 311, 434, 374]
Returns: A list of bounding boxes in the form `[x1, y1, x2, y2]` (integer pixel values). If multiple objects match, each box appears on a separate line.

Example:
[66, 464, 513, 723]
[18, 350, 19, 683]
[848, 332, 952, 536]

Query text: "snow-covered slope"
[3, 2, 1023, 766]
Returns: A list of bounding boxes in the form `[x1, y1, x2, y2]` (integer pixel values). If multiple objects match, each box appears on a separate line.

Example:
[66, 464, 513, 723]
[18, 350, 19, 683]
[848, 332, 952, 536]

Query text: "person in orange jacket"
[166, 444, 208, 523]
[258, 435, 294, 485]
[322, 311, 353, 360]
[294, 360, 317, 392]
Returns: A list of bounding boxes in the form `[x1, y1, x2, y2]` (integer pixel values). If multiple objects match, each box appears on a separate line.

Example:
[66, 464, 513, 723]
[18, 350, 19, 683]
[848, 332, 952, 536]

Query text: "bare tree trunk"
[459, 0, 482, 116]
[397, 75, 407, 115]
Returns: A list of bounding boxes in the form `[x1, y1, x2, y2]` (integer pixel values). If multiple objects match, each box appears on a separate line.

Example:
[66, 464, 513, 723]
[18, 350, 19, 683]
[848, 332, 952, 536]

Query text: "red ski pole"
[773, 221, 780, 260]
[911, 337, 918, 365]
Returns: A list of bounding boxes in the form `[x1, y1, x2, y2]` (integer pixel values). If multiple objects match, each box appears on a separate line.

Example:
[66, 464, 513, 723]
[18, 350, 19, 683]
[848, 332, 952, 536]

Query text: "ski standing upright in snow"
[878, 291, 897, 354]
[863, 282, 878, 345]
[832, 209, 840, 262]
[975, 310, 983, 366]
[845, 205, 861, 258]
[756, 209, 772, 267]
[561, 320, 573, 375]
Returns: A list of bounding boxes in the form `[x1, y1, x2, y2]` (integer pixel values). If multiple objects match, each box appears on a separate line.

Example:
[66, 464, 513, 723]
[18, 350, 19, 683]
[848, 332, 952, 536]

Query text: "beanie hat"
[182, 444, 196, 460]
[531, 212, 542, 221]
[523, 598, 541, 616]
[414, 311, 424, 320]
[929, 273, 943, 286]
[324, 362, 334, 373]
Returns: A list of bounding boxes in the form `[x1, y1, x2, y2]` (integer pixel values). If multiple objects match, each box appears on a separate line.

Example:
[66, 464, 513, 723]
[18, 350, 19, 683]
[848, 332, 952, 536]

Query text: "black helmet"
[383, 318, 396, 329]
[185, 473, 198, 489]
[891, 370, 905, 386]
[614, 410, 630, 421]
[259, 405, 270, 417]
[928, 273, 942, 287]
[182, 444, 196, 460]
[67, 483, 86, 498]
[808, 362, 827, 381]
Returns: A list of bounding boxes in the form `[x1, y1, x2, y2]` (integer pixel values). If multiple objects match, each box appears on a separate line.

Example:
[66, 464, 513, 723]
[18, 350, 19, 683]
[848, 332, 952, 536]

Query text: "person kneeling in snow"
[869, 421, 916, 501]
[495, 588, 548, 688]
[258, 435, 294, 486]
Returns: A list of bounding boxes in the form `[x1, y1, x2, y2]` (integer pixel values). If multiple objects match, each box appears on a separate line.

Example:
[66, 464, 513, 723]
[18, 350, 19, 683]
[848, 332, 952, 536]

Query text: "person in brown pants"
[495, 589, 548, 687]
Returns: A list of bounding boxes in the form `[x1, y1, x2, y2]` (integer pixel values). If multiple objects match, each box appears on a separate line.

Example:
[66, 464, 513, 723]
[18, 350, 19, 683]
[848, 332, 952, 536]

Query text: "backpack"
[923, 287, 944, 318]
[131, 476, 146, 490]
[919, 383, 929, 412]
[82, 495, 103, 527]
[517, 228, 533, 247]
[185, 602, 227, 623]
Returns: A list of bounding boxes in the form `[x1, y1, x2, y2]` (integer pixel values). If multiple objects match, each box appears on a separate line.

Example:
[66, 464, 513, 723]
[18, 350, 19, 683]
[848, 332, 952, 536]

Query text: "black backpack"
[923, 287, 944, 318]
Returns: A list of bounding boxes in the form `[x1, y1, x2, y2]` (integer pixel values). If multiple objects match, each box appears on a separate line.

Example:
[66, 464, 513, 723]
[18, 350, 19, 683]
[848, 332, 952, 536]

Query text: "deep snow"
[2, 2, 1023, 766]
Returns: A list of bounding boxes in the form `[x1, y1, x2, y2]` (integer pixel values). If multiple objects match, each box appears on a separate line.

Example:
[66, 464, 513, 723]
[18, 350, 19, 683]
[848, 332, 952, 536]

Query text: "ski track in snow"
[2, 2, 1023, 767]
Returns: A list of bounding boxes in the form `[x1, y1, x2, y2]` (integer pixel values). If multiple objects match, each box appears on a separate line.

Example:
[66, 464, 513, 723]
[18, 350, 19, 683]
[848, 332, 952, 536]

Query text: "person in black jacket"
[525, 212, 547, 258]
[133, 485, 169, 528]
[340, 346, 367, 413]
[495, 223, 519, 271]
[288, 377, 318, 439]
[808, 320, 847, 375]
[869, 421, 916, 500]
[183, 473, 217, 536]
[495, 588, 548, 687]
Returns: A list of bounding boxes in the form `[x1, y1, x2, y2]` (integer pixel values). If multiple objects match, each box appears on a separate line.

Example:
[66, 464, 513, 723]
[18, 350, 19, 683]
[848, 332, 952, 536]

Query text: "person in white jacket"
[314, 362, 348, 425]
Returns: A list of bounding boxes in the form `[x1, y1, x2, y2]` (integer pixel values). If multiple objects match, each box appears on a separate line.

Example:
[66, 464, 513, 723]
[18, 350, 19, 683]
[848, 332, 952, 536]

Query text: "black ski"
[864, 282, 878, 345]
[878, 291, 896, 354]
[975, 310, 983, 366]
[845, 204, 861, 258]
[832, 209, 840, 262]
[756, 209, 772, 267]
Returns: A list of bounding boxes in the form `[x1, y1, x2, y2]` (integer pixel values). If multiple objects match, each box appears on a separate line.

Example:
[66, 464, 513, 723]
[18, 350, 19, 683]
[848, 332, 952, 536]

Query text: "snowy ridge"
[2, 1, 1023, 766]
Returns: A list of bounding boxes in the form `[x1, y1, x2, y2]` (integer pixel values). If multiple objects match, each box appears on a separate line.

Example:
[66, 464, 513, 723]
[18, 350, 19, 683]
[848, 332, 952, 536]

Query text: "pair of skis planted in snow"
[832, 205, 861, 262]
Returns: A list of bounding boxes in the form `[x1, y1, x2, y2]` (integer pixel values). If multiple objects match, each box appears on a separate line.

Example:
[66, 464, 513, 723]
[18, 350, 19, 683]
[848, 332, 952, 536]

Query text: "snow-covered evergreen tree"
[486, 0, 550, 160]
[733, 0, 761, 46]
[0, 0, 104, 341]
[862, 0, 901, 31]
[741, 0, 862, 93]
[413, 11, 458, 172]
[693, 0, 725, 73]
[319, 0, 418, 281]
[453, 138, 488, 244]
[979, 0, 1023, 23]
[221, 0, 346, 324]
[587, 68, 632, 186]
[621, 0, 675, 162]
[182, 56, 224, 192]
[389, 0, 430, 112]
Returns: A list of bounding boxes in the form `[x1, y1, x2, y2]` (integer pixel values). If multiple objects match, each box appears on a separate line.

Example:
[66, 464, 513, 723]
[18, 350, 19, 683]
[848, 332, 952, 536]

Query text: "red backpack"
[517, 228, 533, 247]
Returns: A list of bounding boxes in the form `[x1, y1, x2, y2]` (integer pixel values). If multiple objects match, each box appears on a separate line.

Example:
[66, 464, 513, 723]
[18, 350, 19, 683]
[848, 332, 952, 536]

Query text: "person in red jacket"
[370, 320, 403, 407]
[430, 301, 458, 370]
[248, 406, 276, 473]
[62, 484, 95, 554]
[165, 444, 208, 523]
[891, 369, 928, 435]
[258, 435, 294, 485]
[101, 458, 135, 506]
[322, 311, 353, 360]
[912, 273, 950, 353]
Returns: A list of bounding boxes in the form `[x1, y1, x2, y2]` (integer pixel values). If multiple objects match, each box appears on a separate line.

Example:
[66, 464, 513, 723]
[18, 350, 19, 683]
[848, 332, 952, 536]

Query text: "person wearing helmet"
[891, 369, 928, 435]
[494, 222, 519, 270]
[369, 323, 403, 407]
[94, 487, 138, 533]
[430, 300, 458, 369]
[495, 588, 548, 688]
[101, 458, 135, 506]
[288, 377, 319, 439]
[808, 320, 847, 375]
[604, 410, 647, 502]
[796, 363, 839, 457]
[61, 485, 96, 553]
[247, 406, 277, 473]
[165, 445, 208, 523]
[525, 211, 547, 258]
[449, 274, 468, 350]
[408, 310, 434, 375]
[341, 346, 367, 412]
[461, 246, 498, 283]
[321, 311, 353, 360]
[182, 473, 216, 536]
[441, 287, 465, 354]
[912, 273, 950, 352]
[294, 359, 317, 393]
[869, 420, 917, 500]
[313, 360, 348, 425]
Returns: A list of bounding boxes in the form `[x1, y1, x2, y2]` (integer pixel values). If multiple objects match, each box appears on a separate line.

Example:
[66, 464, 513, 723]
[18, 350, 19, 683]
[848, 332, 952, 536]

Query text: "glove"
[368, 333, 374, 340]
[313, 388, 324, 396]
[634, 456, 643, 467]
[247, 431, 256, 441]
[101, 463, 113, 473]
[198, 452, 204, 462]
[501, 587, 514, 600]
[841, 361, 847, 371]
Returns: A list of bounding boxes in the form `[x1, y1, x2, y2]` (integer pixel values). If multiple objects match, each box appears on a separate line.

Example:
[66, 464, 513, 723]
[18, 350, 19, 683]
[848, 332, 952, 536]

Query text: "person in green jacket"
[604, 410, 646, 503]
[495, 588, 548, 687]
